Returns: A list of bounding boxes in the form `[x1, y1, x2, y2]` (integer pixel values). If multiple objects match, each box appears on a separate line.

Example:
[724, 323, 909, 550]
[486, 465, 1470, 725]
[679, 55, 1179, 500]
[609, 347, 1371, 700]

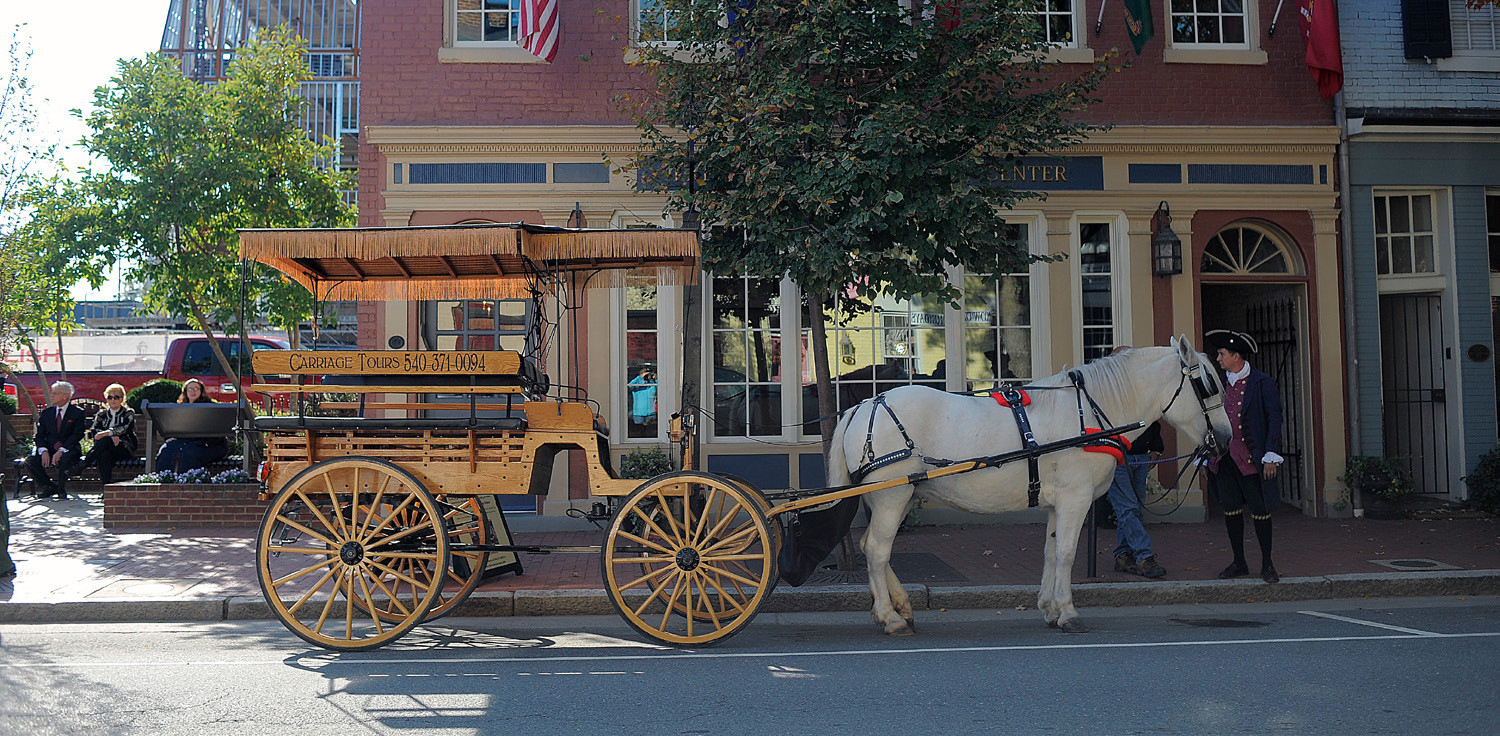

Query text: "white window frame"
[1440, 1, 1500, 72]
[1373, 189, 1450, 295]
[1071, 213, 1132, 365]
[439, 0, 547, 64]
[611, 281, 680, 444]
[954, 216, 1049, 391]
[1486, 190, 1499, 297]
[1163, 0, 1267, 65]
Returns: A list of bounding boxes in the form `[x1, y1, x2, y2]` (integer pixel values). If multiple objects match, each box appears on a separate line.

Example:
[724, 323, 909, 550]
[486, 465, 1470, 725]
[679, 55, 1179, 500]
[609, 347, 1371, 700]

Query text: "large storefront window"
[624, 279, 660, 439]
[711, 277, 784, 437]
[800, 291, 948, 433]
[1080, 222, 1115, 362]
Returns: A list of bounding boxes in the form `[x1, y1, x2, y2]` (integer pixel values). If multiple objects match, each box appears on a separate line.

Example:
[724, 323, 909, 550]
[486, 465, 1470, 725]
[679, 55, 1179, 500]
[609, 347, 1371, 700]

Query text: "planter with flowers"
[104, 467, 264, 529]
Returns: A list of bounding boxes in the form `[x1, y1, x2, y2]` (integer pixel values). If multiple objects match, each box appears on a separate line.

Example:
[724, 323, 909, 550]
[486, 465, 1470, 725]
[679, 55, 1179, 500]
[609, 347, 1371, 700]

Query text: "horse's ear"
[1176, 334, 1195, 361]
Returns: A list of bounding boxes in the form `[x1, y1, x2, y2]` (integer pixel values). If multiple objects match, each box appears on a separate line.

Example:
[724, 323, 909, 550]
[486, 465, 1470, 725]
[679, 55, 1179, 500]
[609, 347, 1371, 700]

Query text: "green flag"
[1123, 0, 1155, 55]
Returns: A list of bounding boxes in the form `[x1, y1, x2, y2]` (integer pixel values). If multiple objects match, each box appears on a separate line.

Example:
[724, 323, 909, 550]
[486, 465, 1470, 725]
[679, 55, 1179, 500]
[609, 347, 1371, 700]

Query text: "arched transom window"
[1201, 225, 1299, 275]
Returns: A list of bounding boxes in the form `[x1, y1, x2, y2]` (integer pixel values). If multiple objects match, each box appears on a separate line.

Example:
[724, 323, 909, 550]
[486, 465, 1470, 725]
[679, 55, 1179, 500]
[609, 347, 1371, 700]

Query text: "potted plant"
[1342, 455, 1413, 520]
[619, 447, 674, 480]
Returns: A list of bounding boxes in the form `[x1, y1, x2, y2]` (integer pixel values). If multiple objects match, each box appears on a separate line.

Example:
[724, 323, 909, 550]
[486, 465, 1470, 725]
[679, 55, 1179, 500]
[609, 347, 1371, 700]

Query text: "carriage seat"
[251, 415, 528, 432]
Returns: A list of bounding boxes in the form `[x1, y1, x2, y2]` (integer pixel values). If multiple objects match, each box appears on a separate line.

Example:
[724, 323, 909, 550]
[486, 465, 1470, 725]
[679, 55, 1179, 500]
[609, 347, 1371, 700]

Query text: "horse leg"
[885, 565, 914, 631]
[1038, 510, 1061, 627]
[859, 486, 916, 636]
[1046, 489, 1094, 633]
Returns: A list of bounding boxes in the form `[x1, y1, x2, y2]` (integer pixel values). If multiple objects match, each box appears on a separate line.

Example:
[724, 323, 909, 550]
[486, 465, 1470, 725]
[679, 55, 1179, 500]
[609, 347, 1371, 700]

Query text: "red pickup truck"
[7, 336, 288, 409]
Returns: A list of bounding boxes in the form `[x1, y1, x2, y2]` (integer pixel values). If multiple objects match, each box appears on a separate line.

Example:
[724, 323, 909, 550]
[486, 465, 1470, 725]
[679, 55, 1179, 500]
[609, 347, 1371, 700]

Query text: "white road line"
[1296, 610, 1442, 636]
[3, 631, 1497, 670]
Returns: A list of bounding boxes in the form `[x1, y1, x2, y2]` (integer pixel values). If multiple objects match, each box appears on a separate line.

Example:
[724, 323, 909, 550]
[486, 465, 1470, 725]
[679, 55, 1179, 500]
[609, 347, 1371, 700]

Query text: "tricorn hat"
[1205, 329, 1258, 356]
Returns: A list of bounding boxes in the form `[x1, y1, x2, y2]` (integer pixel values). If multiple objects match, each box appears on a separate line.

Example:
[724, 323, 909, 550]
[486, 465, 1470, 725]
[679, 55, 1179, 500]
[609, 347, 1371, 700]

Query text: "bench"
[9, 401, 245, 498]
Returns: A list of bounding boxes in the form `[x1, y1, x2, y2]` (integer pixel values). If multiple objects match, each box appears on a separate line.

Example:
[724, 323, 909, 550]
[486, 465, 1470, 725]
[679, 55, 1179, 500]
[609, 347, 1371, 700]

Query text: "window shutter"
[1401, 0, 1453, 59]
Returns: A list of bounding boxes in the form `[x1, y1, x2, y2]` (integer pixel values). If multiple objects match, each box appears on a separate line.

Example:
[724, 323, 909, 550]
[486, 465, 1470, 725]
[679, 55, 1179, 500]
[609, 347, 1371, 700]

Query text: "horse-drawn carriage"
[240, 222, 1232, 651]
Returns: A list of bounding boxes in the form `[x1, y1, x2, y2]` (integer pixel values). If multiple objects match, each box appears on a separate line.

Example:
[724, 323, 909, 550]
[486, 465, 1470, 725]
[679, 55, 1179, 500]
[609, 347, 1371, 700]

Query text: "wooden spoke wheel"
[602, 472, 775, 647]
[256, 457, 449, 651]
[358, 495, 490, 624]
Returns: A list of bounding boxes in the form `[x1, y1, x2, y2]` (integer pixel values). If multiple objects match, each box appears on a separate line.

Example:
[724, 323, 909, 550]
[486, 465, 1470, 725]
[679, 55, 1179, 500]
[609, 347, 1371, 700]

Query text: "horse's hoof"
[1046, 619, 1060, 629]
[885, 621, 915, 637]
[903, 617, 916, 632]
[1059, 619, 1090, 634]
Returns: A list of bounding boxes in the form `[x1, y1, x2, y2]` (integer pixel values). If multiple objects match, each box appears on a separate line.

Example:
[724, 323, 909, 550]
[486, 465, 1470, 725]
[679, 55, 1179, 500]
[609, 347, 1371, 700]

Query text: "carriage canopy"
[239, 222, 699, 301]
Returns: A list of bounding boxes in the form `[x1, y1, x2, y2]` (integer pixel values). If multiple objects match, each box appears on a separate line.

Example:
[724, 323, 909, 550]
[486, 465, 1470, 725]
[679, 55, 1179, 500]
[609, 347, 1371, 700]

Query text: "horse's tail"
[824, 405, 858, 488]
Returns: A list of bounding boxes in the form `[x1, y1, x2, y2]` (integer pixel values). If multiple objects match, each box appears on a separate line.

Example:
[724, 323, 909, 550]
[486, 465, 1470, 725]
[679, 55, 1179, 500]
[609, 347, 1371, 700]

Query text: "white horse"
[825, 336, 1232, 635]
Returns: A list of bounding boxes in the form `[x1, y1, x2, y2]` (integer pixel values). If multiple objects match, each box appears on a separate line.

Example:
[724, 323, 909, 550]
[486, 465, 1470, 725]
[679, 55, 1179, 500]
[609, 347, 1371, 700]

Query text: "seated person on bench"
[155, 378, 229, 472]
[85, 383, 138, 484]
[26, 381, 87, 500]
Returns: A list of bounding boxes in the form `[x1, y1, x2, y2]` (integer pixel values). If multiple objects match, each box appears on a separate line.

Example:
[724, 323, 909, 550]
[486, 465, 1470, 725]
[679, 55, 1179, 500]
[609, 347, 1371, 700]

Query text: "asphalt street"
[1, 596, 1496, 736]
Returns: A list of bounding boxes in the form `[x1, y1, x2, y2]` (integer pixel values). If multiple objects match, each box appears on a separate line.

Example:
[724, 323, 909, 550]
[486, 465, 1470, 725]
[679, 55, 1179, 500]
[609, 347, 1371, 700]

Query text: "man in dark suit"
[26, 381, 88, 500]
[1205, 330, 1285, 583]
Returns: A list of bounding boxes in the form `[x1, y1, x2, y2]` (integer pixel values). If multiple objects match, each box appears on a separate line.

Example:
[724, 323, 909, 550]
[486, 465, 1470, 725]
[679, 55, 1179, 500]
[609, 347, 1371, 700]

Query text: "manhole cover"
[1170, 618, 1270, 628]
[1367, 558, 1460, 572]
[122, 583, 179, 596]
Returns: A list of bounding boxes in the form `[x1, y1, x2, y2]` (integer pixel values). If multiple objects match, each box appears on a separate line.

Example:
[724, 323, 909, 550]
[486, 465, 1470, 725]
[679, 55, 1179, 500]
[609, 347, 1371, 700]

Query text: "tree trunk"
[680, 279, 702, 473]
[25, 341, 50, 402]
[54, 314, 67, 382]
[186, 293, 239, 387]
[809, 294, 860, 571]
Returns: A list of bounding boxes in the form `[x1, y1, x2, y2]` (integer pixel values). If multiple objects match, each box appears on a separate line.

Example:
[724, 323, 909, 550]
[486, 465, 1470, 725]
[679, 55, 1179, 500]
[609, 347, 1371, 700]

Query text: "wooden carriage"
[241, 222, 1145, 652]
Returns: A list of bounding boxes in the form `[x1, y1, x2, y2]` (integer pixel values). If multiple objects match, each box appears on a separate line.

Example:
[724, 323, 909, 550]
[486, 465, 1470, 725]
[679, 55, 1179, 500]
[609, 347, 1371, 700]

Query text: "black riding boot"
[1253, 514, 1277, 582]
[1218, 511, 1250, 578]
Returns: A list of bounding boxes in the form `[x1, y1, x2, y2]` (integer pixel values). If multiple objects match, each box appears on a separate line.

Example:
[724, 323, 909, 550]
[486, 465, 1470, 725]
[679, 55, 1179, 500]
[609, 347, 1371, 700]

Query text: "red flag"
[1298, 0, 1342, 99]
[521, 0, 559, 63]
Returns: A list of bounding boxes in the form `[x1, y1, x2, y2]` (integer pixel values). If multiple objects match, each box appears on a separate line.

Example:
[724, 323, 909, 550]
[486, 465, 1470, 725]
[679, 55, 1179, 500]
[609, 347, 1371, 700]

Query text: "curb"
[2, 571, 1497, 625]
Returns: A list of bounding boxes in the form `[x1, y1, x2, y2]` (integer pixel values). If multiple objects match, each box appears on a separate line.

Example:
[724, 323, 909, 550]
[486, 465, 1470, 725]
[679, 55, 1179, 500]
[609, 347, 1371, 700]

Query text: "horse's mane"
[1028, 348, 1162, 417]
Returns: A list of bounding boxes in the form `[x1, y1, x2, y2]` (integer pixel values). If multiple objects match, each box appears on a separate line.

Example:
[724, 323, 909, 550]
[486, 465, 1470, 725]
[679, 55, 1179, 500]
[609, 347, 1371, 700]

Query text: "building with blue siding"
[1339, 0, 1500, 504]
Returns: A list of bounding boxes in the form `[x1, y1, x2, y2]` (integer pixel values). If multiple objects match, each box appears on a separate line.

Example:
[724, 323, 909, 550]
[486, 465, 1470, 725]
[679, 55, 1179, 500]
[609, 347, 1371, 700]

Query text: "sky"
[1, 0, 174, 301]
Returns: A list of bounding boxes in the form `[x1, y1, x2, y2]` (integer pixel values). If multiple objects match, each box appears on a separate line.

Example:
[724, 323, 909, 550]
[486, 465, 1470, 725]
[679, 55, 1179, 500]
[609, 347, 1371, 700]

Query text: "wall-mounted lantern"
[1152, 200, 1183, 277]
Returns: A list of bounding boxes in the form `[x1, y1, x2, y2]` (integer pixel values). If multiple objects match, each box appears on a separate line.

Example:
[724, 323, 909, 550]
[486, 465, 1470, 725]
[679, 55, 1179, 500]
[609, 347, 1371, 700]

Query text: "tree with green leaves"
[34, 27, 353, 388]
[0, 25, 61, 415]
[625, 0, 1112, 453]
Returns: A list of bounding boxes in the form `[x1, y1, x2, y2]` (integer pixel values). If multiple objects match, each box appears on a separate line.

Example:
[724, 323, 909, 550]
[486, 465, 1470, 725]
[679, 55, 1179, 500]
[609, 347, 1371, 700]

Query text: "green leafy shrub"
[4, 433, 32, 461]
[619, 447, 674, 479]
[1462, 447, 1500, 515]
[1341, 455, 1413, 500]
[0, 394, 16, 415]
[128, 379, 183, 411]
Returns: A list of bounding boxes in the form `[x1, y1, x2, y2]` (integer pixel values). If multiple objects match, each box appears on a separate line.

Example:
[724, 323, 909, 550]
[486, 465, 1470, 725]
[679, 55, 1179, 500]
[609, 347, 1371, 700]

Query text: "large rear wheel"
[256, 457, 449, 651]
[602, 472, 774, 647]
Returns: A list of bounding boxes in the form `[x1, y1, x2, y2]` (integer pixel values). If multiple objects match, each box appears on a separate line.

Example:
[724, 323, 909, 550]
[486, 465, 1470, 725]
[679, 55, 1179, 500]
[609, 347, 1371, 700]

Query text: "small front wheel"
[602, 472, 775, 647]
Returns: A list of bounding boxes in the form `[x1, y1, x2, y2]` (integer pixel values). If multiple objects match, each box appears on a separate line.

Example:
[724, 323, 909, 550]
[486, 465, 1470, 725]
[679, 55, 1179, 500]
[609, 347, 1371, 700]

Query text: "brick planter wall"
[104, 483, 265, 529]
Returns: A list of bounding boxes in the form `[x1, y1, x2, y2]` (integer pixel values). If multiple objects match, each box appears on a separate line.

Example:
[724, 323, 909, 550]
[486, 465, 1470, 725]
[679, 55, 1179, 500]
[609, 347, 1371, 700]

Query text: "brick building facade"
[357, 1, 1347, 518]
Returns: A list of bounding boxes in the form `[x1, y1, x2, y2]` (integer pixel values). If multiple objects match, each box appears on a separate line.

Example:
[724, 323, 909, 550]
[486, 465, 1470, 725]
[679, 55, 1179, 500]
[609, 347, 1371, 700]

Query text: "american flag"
[520, 0, 559, 63]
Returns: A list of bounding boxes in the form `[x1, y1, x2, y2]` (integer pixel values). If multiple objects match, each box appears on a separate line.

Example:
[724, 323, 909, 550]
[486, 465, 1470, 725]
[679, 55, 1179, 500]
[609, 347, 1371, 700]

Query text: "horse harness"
[851, 376, 1131, 508]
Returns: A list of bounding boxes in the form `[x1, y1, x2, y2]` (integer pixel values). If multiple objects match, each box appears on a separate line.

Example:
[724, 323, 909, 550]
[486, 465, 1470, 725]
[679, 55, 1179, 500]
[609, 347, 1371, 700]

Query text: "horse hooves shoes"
[1217, 562, 1250, 579]
[1261, 565, 1280, 583]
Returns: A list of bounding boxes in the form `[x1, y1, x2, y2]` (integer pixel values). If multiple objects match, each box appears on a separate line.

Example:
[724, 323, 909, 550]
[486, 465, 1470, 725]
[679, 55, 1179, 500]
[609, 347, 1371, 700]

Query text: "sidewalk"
[2, 494, 1497, 623]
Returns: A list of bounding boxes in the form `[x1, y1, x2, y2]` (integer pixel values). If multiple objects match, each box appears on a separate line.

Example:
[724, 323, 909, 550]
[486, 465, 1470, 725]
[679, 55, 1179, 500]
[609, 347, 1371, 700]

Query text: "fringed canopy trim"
[239, 223, 700, 300]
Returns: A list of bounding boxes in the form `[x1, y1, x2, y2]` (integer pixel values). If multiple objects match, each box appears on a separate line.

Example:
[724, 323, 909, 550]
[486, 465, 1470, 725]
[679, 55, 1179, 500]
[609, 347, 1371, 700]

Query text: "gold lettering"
[1056, 166, 1068, 182]
[1041, 167, 1055, 182]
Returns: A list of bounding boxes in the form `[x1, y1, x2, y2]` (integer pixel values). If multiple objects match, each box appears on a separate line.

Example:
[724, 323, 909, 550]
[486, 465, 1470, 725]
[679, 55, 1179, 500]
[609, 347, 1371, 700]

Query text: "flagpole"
[1268, 0, 1285, 37]
[1095, 0, 1108, 37]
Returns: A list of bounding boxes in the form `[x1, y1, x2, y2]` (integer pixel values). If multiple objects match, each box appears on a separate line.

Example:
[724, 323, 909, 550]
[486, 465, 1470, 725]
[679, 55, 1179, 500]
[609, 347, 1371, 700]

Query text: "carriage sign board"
[255, 350, 521, 375]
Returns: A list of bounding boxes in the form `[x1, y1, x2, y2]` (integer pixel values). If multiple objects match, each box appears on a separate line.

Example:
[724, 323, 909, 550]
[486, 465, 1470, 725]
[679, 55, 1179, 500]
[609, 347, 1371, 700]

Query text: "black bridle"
[1161, 352, 1226, 460]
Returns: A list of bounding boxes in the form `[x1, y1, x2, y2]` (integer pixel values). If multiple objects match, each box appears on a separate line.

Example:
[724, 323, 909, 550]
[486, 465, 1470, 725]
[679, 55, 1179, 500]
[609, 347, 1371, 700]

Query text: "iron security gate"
[1245, 299, 1304, 506]
[1379, 294, 1450, 495]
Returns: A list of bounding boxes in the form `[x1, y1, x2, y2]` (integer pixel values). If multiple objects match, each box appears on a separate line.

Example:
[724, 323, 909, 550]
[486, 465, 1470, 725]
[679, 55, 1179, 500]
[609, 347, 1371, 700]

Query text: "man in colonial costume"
[1205, 330, 1284, 583]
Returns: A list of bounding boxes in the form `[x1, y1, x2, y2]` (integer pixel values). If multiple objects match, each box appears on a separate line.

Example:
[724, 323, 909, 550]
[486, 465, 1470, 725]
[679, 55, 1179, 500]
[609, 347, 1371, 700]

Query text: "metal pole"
[1086, 505, 1097, 578]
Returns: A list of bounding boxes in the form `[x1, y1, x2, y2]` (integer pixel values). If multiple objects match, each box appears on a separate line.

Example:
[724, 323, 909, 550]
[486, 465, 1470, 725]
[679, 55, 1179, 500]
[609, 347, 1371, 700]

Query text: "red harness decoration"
[1080, 426, 1132, 466]
[989, 390, 1031, 408]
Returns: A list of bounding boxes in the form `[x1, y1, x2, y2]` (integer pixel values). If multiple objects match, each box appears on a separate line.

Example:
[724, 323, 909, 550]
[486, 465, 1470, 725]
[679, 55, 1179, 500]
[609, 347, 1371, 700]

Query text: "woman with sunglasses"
[84, 383, 138, 485]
